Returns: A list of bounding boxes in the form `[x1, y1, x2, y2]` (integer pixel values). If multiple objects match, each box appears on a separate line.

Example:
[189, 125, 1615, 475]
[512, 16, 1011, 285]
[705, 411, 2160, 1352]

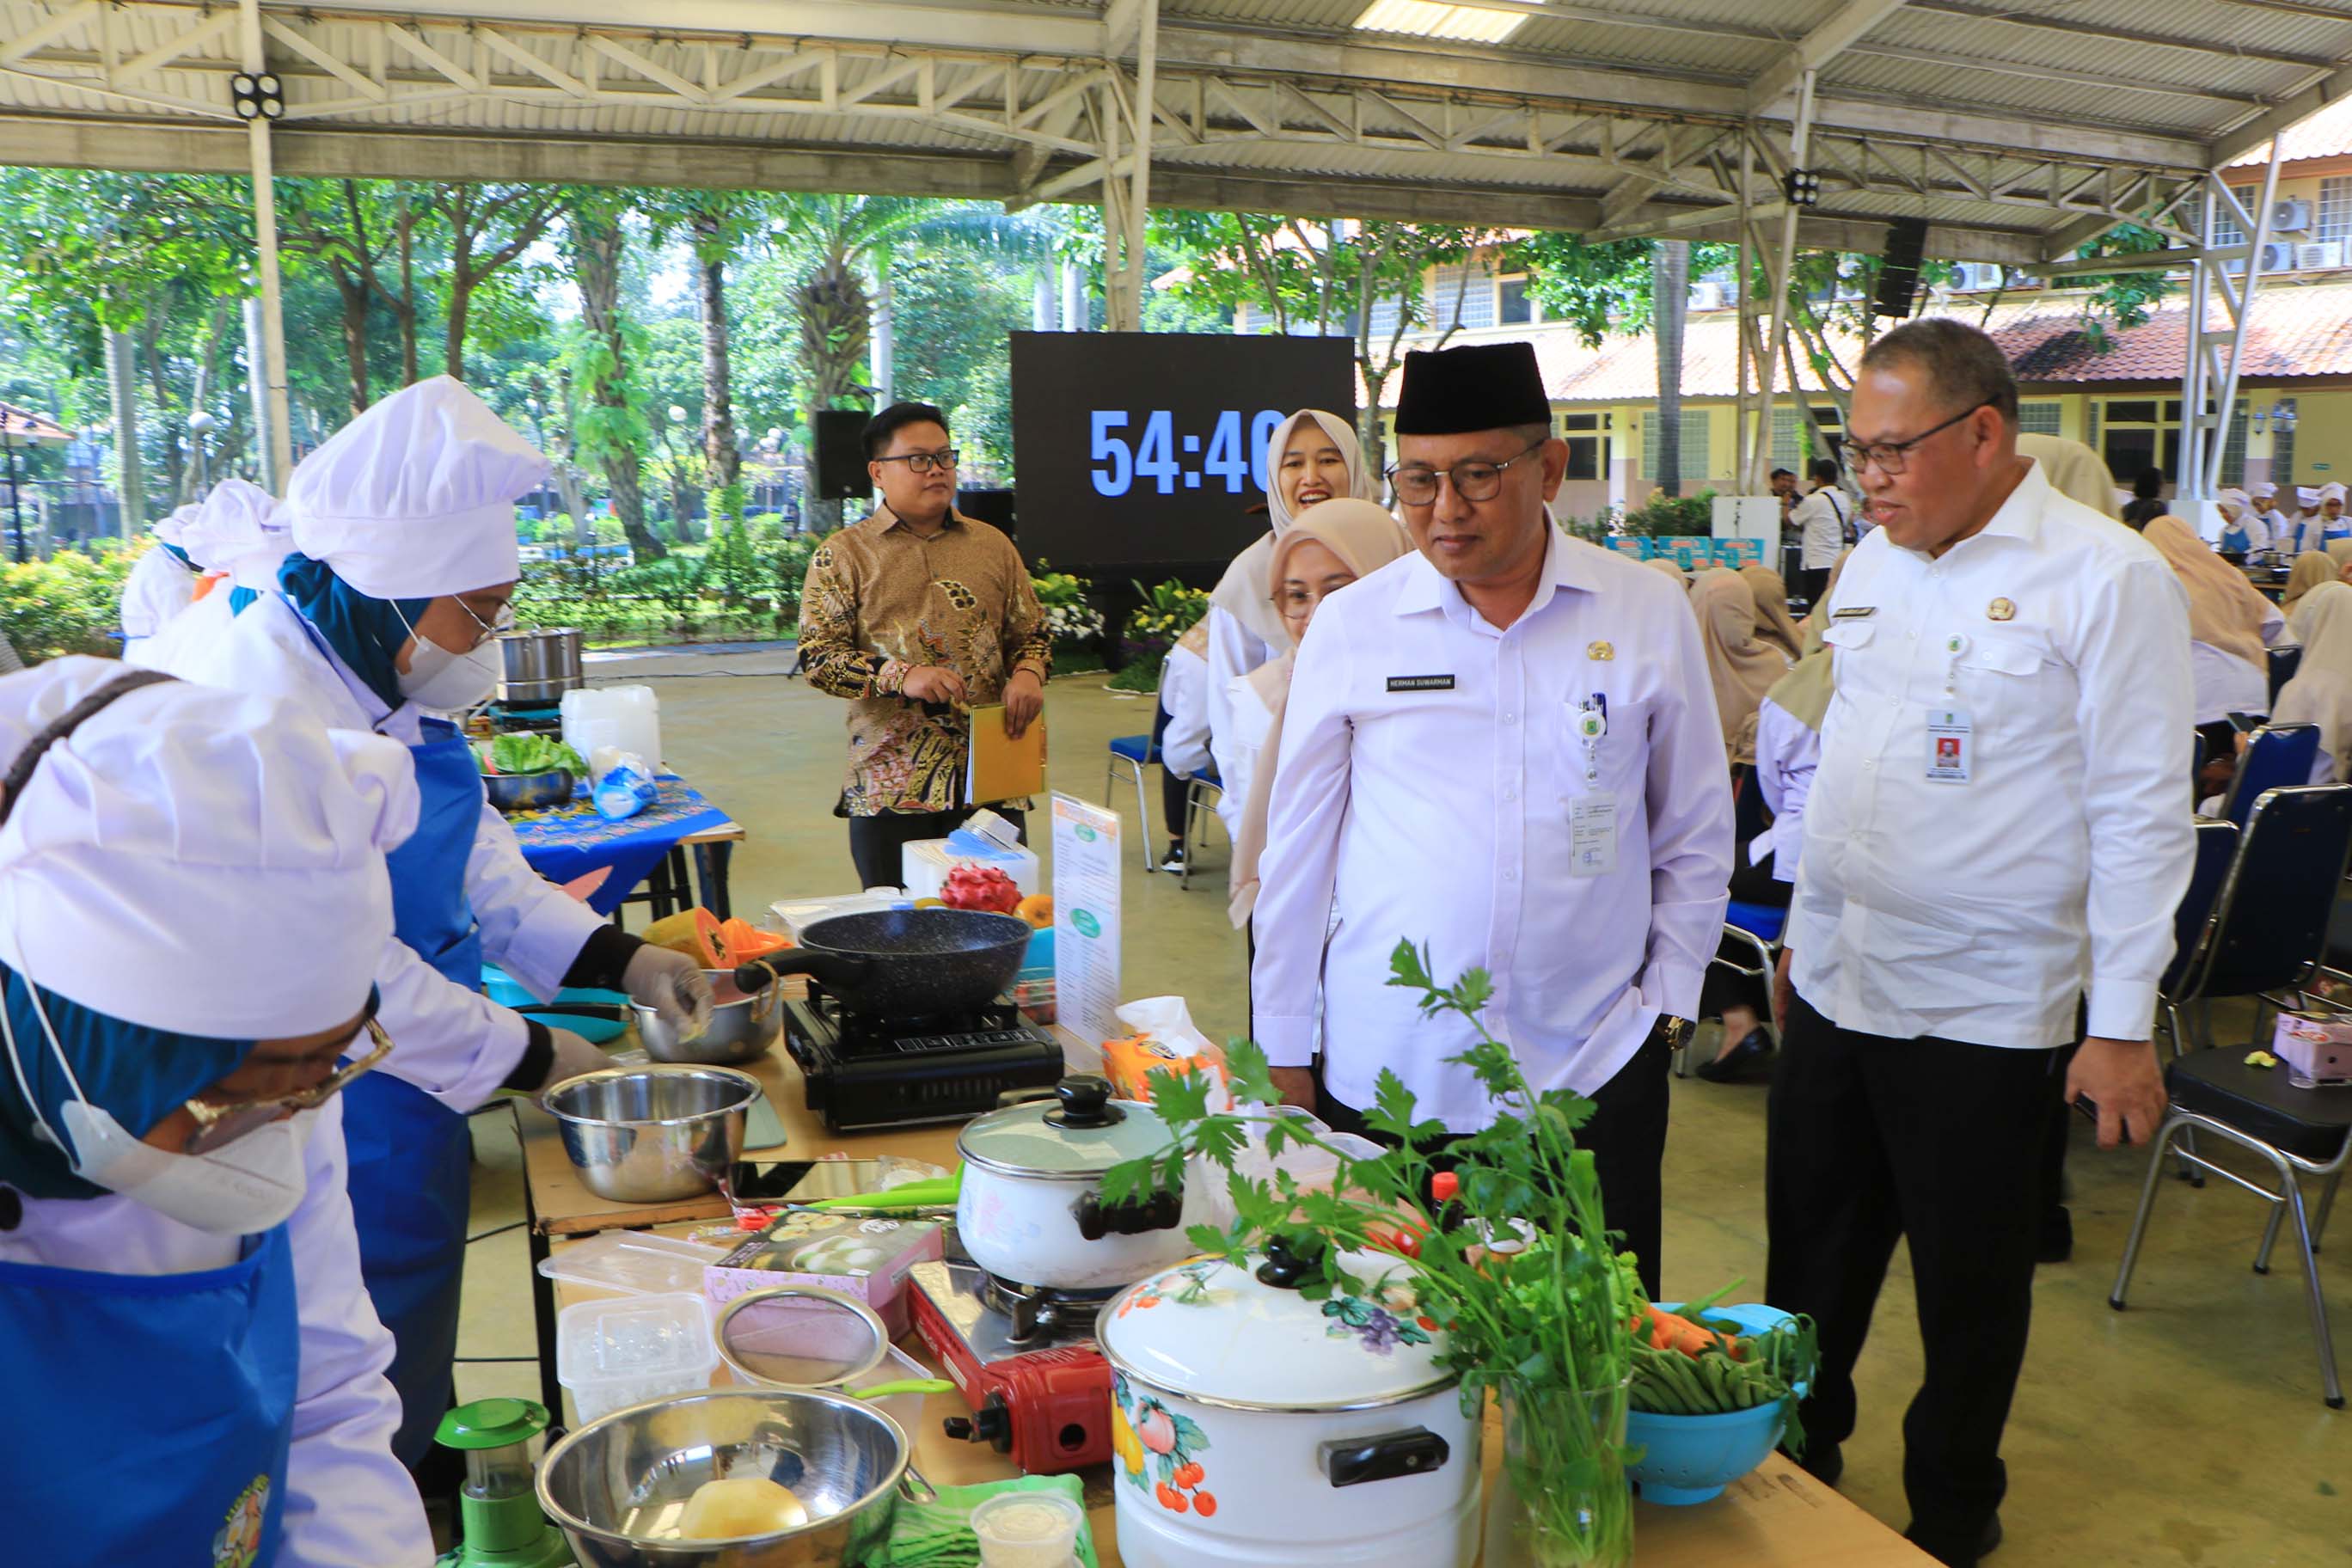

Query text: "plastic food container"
[536, 1231, 727, 1299]
[555, 1292, 718, 1423]
[560, 684, 662, 769]
[971, 1490, 1086, 1568]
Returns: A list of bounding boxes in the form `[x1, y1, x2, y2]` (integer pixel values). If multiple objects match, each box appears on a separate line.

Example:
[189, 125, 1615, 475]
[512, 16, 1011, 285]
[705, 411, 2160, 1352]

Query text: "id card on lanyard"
[1569, 691, 1618, 876]
[1929, 634, 1973, 782]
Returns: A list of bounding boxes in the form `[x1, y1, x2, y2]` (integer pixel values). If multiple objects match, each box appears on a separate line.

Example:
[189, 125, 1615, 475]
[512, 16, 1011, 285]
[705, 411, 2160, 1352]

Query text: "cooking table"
[515, 1024, 1934, 1566]
[505, 769, 746, 920]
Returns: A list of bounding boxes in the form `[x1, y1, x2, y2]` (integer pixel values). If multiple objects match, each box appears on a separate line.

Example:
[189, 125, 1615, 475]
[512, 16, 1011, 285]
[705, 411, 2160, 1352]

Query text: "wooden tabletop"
[521, 1028, 1932, 1566]
[677, 818, 747, 846]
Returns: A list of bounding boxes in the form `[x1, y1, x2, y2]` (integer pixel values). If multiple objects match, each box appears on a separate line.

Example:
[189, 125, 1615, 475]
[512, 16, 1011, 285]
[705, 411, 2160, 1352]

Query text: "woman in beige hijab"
[2016, 433, 2121, 520]
[2275, 581, 2352, 785]
[1692, 568, 1793, 767]
[2143, 515, 2285, 727]
[2282, 550, 2337, 621]
[1228, 499, 1412, 926]
[1739, 562, 1803, 659]
[1642, 555, 1689, 589]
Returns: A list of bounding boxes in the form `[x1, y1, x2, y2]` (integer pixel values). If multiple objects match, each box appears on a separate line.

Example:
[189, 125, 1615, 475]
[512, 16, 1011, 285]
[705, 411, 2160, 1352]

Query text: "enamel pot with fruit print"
[1097, 1240, 1482, 1568]
[953, 1076, 1215, 1290]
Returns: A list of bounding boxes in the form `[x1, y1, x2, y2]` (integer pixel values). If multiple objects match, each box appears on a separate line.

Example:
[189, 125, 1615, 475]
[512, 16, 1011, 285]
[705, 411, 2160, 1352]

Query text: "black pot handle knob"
[1319, 1428, 1451, 1488]
[1253, 1234, 1326, 1289]
[1044, 1074, 1124, 1129]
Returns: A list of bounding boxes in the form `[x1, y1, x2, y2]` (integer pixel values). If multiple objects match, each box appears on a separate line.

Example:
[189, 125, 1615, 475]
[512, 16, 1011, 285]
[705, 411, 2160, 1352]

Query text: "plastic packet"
[592, 751, 658, 820]
[1105, 995, 1232, 1110]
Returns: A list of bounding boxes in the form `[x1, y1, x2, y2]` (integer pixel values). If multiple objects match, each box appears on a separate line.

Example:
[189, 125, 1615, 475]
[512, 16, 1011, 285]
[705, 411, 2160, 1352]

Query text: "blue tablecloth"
[506, 773, 734, 916]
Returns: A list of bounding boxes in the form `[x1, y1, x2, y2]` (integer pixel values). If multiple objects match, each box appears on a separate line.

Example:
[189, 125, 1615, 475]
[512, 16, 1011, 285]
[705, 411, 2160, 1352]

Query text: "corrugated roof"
[2227, 95, 2352, 169]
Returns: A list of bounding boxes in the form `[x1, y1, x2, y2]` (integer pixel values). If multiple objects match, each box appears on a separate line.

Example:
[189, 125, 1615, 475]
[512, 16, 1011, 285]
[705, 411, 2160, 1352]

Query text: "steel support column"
[1744, 73, 1814, 494]
[239, 0, 291, 488]
[2179, 138, 2285, 534]
[1099, 0, 1159, 333]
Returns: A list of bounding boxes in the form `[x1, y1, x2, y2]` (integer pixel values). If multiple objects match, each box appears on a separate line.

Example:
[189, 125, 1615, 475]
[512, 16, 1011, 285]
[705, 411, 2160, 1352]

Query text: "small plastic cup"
[969, 1489, 1085, 1568]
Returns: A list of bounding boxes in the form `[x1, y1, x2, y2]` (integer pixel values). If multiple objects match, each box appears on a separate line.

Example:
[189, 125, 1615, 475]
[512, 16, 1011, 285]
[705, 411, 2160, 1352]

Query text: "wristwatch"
[1657, 1015, 1694, 1055]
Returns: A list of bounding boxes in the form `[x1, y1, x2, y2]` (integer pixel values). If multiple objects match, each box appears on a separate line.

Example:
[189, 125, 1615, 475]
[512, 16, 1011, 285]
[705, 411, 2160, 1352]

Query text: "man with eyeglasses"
[799, 401, 1053, 888]
[1250, 340, 1732, 1299]
[1767, 319, 2190, 1566]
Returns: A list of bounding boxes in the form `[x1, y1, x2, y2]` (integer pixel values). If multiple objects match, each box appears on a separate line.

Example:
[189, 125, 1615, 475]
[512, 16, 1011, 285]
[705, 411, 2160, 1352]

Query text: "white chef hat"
[150, 503, 199, 549]
[2219, 487, 2251, 514]
[2300, 487, 2323, 509]
[2251, 481, 2279, 500]
[177, 477, 280, 578]
[288, 375, 545, 601]
[2324, 482, 2348, 504]
[0, 658, 418, 1037]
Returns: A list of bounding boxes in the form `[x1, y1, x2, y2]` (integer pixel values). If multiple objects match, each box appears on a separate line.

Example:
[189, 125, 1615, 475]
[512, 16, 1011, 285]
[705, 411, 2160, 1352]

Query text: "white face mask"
[392, 601, 503, 712]
[1, 975, 312, 1235]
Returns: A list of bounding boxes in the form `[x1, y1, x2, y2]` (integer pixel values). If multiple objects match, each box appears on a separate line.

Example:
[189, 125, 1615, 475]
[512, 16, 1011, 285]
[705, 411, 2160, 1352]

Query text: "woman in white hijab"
[2275, 580, 2352, 784]
[183, 376, 713, 1469]
[1200, 411, 1372, 841]
[0, 658, 432, 1565]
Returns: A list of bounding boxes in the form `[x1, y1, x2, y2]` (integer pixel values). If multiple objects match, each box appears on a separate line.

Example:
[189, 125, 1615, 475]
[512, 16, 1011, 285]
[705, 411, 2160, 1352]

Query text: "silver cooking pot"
[499, 627, 584, 703]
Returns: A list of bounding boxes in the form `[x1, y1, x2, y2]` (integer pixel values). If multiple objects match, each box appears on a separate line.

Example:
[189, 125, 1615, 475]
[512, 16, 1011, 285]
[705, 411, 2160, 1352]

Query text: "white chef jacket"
[0, 1098, 434, 1567]
[2266, 509, 2306, 554]
[184, 595, 607, 1108]
[118, 546, 198, 658]
[1218, 673, 1278, 832]
[1204, 604, 1276, 835]
[2189, 643, 2271, 726]
[1793, 487, 1851, 571]
[1252, 531, 1734, 1130]
[1788, 459, 2195, 1049]
[1157, 640, 1213, 783]
[139, 583, 236, 678]
[1748, 695, 1822, 884]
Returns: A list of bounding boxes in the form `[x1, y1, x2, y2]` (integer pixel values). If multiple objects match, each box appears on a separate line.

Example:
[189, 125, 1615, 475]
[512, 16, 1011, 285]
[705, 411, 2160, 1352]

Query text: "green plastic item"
[848, 1378, 957, 1400]
[432, 1399, 574, 1568]
[879, 1473, 1098, 1568]
[800, 1170, 965, 1212]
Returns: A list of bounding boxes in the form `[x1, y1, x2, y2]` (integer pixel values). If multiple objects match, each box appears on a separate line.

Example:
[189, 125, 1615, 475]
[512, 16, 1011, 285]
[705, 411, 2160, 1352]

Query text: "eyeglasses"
[181, 1017, 394, 1156]
[874, 449, 960, 475]
[1387, 439, 1547, 506]
[1837, 401, 1993, 477]
[453, 597, 517, 652]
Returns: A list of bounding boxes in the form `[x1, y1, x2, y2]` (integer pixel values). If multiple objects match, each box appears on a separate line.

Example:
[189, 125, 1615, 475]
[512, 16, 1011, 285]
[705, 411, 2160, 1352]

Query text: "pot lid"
[956, 1076, 1173, 1179]
[1099, 1240, 1456, 1412]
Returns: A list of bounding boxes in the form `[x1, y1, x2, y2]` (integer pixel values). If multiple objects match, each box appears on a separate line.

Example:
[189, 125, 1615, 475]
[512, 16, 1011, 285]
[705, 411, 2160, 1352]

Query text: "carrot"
[1644, 1303, 1741, 1359]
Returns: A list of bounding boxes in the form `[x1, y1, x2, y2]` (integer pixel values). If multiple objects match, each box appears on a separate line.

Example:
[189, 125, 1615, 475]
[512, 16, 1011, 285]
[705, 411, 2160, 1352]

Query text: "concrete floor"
[456, 650, 2346, 1565]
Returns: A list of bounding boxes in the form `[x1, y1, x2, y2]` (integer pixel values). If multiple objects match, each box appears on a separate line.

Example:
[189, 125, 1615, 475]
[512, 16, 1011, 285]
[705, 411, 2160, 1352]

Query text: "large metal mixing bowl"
[483, 767, 574, 812]
[634, 971, 782, 1067]
[539, 1066, 762, 1204]
[537, 1388, 930, 1568]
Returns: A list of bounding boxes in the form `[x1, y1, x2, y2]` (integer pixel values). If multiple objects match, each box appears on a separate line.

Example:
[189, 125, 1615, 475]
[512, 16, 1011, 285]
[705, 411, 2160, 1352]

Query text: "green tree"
[432, 181, 566, 380]
[565, 193, 662, 561]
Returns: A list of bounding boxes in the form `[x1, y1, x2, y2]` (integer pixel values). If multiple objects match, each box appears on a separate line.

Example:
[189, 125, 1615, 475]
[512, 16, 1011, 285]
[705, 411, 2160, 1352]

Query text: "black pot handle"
[732, 949, 871, 995]
[1254, 1234, 1326, 1289]
[1071, 1185, 1184, 1240]
[1043, 1074, 1124, 1129]
[1319, 1428, 1451, 1488]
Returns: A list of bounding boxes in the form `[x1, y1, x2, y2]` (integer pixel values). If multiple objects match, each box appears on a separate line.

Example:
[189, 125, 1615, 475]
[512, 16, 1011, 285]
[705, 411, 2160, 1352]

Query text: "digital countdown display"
[1008, 330, 1357, 571]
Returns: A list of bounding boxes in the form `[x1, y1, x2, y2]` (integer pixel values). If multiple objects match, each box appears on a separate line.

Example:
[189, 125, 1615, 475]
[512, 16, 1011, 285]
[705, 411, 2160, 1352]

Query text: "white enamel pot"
[953, 1075, 1212, 1291]
[1098, 1241, 1481, 1568]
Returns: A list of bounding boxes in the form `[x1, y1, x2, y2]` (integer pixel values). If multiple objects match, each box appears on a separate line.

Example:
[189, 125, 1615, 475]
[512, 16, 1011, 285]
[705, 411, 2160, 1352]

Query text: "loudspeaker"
[956, 487, 1017, 540]
[1872, 218, 1931, 320]
[814, 408, 872, 500]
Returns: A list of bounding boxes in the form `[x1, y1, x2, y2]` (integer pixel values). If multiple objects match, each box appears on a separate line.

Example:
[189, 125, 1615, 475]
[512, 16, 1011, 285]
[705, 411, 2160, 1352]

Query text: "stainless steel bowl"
[500, 627, 584, 704]
[537, 1388, 930, 1568]
[483, 767, 574, 813]
[539, 1066, 762, 1204]
[635, 971, 781, 1067]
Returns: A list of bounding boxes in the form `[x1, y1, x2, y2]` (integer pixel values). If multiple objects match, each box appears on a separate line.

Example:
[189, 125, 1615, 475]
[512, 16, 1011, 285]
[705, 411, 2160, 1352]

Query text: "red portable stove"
[909, 1258, 1115, 1474]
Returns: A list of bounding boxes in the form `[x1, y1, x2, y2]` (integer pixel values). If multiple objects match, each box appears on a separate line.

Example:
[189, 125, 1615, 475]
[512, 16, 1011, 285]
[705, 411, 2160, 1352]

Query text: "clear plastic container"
[556, 1292, 718, 1423]
[560, 684, 662, 770]
[536, 1231, 727, 1298]
[969, 1490, 1085, 1568]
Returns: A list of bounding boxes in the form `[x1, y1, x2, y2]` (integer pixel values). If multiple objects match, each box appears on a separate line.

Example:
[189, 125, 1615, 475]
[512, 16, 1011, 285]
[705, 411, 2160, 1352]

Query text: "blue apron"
[2221, 524, 2251, 553]
[344, 717, 485, 1467]
[0, 1224, 297, 1565]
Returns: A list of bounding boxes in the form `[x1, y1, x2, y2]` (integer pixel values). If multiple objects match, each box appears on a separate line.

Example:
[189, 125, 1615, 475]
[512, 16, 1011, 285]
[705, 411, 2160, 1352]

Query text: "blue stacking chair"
[1178, 764, 1224, 892]
[1686, 769, 1789, 1076]
[2269, 645, 2303, 707]
[1105, 733, 1160, 871]
[2156, 817, 2245, 1056]
[2110, 785, 2352, 1407]
[2223, 723, 2320, 829]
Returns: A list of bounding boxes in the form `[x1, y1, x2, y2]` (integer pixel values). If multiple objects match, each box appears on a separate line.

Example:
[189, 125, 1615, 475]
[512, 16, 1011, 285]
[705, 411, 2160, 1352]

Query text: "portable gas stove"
[909, 1258, 1115, 1474]
[481, 698, 565, 735]
[781, 983, 1064, 1132]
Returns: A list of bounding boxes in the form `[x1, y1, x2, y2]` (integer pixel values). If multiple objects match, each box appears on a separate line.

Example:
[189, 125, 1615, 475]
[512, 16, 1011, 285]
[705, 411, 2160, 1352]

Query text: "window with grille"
[1643, 408, 1713, 479]
[1367, 294, 1404, 340]
[2099, 400, 2180, 485]
[1429, 263, 1496, 330]
[1769, 407, 1839, 468]
[2219, 398, 2250, 486]
[1499, 276, 1534, 325]
[2274, 399, 2298, 483]
[2018, 401, 2063, 436]
[2210, 189, 2252, 248]
[2321, 178, 2352, 244]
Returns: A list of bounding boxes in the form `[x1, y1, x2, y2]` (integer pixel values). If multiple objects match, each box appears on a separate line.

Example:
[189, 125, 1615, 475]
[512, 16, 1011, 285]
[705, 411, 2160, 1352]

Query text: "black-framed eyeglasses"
[874, 449, 960, 475]
[1838, 401, 1993, 476]
[180, 1017, 395, 1156]
[1386, 438, 1547, 505]
[452, 596, 517, 651]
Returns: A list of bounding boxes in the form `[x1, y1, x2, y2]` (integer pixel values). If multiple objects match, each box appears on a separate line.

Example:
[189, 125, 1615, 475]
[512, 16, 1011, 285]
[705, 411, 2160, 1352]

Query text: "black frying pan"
[732, 908, 1035, 1018]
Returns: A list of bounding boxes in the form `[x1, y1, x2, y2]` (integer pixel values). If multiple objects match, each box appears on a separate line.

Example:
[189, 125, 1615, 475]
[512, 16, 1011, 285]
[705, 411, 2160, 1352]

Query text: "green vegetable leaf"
[482, 733, 589, 778]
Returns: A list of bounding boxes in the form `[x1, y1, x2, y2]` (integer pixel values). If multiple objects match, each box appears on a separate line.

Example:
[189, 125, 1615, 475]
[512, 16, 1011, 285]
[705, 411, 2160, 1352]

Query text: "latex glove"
[542, 1026, 610, 1089]
[624, 942, 717, 1038]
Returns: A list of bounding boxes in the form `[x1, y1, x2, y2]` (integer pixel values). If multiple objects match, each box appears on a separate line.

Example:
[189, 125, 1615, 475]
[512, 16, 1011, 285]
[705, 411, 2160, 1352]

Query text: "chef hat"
[2324, 482, 2348, 504]
[150, 503, 199, 548]
[2219, 487, 2251, 514]
[2301, 487, 2325, 508]
[288, 375, 544, 601]
[2251, 481, 2279, 500]
[177, 478, 281, 579]
[0, 658, 417, 1037]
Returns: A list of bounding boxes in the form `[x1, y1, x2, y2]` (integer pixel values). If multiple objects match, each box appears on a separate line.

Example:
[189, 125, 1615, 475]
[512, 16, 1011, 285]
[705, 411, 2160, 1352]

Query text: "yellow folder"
[965, 704, 1047, 803]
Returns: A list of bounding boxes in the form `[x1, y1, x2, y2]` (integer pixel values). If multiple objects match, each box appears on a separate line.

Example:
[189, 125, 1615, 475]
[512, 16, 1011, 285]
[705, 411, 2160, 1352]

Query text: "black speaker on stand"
[814, 408, 873, 501]
[956, 487, 1016, 540]
[1872, 217, 1932, 321]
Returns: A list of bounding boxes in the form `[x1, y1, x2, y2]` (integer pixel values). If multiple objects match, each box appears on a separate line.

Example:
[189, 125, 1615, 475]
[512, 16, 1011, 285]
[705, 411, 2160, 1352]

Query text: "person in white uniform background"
[2215, 488, 2267, 555]
[186, 376, 714, 1473]
[2274, 579, 2352, 784]
[2321, 481, 2350, 542]
[1203, 409, 1374, 842]
[1251, 340, 1732, 1297]
[1768, 320, 2188, 1568]
[138, 476, 285, 677]
[2251, 480, 2292, 548]
[0, 658, 432, 1566]
[1791, 456, 1851, 607]
[1148, 617, 1214, 873]
[118, 501, 202, 663]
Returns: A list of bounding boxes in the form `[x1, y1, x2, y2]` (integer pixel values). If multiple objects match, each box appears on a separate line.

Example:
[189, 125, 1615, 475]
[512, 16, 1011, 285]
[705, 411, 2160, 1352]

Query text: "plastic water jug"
[561, 685, 662, 769]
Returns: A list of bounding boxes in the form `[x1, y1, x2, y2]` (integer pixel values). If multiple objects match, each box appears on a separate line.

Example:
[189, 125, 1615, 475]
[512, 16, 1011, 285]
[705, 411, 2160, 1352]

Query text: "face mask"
[0, 978, 311, 1235]
[392, 602, 502, 712]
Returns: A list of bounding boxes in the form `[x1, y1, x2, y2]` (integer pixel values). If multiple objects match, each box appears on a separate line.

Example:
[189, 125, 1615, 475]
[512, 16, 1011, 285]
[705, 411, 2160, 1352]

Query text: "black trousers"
[1799, 566, 1833, 609]
[1766, 989, 2062, 1565]
[1150, 695, 1189, 848]
[1314, 1026, 1672, 1301]
[846, 806, 1027, 891]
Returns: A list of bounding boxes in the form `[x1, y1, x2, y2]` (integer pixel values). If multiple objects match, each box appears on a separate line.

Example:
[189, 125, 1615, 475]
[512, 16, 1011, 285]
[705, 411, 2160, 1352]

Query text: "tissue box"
[902, 836, 1041, 903]
[704, 1214, 944, 1337]
[2271, 1012, 2352, 1085]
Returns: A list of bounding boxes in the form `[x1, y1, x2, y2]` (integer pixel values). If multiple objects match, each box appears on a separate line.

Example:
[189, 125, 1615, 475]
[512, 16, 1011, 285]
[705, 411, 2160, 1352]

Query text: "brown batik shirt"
[798, 504, 1053, 815]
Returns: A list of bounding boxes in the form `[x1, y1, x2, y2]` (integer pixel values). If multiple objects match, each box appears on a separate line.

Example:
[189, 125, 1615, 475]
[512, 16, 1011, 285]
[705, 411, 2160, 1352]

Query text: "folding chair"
[1105, 733, 1159, 871]
[1178, 769, 1224, 891]
[2269, 645, 2303, 707]
[1685, 767, 1789, 1076]
[2222, 723, 2320, 829]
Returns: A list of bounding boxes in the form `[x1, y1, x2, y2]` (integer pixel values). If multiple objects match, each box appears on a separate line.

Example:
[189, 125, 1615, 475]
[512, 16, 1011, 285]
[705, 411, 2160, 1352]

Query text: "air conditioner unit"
[1687, 280, 1727, 310]
[2260, 241, 2298, 271]
[2272, 198, 2314, 234]
[2298, 240, 2344, 271]
[1949, 263, 2005, 291]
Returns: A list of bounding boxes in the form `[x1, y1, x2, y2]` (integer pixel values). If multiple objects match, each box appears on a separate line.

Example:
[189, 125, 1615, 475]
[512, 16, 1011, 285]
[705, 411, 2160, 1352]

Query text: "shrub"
[2, 540, 138, 660]
[1123, 579, 1209, 647]
[1030, 564, 1104, 648]
[1621, 489, 1717, 537]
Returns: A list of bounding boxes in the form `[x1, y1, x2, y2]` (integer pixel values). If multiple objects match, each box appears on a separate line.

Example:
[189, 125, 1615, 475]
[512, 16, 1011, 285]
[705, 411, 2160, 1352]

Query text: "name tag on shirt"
[1387, 674, 1455, 692]
[1569, 796, 1619, 877]
[1831, 606, 1876, 621]
[1926, 708, 1973, 782]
